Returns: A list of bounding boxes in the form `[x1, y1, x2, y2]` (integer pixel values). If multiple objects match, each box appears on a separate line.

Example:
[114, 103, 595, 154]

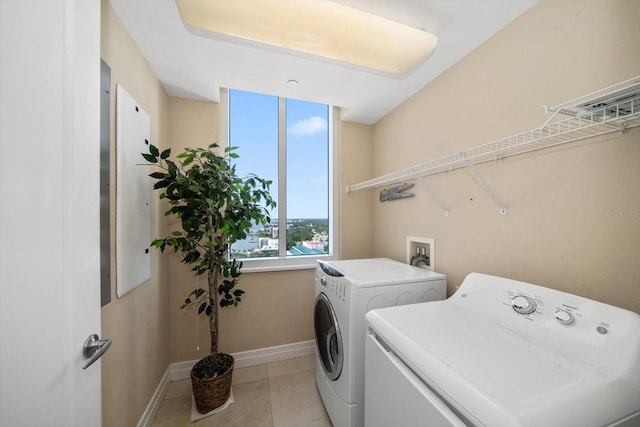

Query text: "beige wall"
[100, 1, 171, 426]
[370, 0, 640, 313]
[170, 265, 318, 362]
[340, 121, 375, 259]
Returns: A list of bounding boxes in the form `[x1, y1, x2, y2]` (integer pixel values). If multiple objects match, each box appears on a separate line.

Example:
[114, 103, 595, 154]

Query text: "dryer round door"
[314, 292, 344, 381]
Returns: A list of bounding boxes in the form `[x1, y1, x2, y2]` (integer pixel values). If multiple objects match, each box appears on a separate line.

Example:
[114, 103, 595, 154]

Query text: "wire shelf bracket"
[417, 175, 449, 216]
[462, 155, 507, 215]
[346, 76, 640, 215]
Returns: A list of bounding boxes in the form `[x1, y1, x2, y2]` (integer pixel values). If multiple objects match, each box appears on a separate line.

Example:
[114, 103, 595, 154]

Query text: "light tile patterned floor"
[151, 355, 333, 427]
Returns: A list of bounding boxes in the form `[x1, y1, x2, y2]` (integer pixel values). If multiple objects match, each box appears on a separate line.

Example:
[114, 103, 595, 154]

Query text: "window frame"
[220, 88, 340, 272]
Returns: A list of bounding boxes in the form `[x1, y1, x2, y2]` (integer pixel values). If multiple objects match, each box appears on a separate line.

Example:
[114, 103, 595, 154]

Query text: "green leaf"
[167, 160, 178, 177]
[153, 179, 171, 190]
[149, 145, 160, 157]
[149, 171, 167, 179]
[160, 148, 171, 159]
[142, 153, 157, 163]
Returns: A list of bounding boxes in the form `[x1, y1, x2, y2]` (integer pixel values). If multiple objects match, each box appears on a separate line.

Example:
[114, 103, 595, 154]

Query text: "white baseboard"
[232, 339, 316, 369]
[136, 365, 172, 427]
[137, 339, 316, 426]
[171, 339, 316, 380]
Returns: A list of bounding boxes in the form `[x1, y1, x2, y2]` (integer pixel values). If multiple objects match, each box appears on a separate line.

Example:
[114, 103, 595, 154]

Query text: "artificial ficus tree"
[143, 143, 275, 376]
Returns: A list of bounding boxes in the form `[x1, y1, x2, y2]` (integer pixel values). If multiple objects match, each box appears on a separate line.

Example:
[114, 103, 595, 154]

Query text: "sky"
[229, 89, 329, 219]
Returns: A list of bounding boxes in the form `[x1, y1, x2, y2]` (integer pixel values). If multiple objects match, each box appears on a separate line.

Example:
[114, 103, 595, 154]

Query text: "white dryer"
[365, 273, 640, 427]
[314, 258, 446, 427]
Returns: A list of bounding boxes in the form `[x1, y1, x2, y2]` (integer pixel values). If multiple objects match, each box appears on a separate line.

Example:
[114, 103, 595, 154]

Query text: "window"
[222, 88, 339, 270]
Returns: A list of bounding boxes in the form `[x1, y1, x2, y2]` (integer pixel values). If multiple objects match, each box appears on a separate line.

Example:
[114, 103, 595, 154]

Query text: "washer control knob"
[555, 309, 574, 325]
[320, 277, 327, 287]
[512, 295, 537, 315]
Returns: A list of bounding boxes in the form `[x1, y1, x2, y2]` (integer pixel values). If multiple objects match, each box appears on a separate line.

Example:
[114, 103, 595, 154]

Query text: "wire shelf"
[346, 78, 640, 193]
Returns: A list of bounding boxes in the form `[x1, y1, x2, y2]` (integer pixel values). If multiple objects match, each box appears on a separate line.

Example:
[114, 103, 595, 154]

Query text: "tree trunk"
[206, 212, 220, 375]
[208, 265, 219, 374]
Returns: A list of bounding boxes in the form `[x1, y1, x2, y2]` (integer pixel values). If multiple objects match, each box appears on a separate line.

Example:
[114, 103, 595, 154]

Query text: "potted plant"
[142, 143, 275, 413]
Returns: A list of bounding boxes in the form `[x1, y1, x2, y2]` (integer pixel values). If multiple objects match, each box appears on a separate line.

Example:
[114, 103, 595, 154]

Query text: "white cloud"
[288, 116, 327, 137]
[312, 174, 327, 184]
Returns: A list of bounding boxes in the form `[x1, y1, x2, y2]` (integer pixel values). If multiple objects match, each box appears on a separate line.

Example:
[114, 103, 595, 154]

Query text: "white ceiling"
[108, 0, 538, 125]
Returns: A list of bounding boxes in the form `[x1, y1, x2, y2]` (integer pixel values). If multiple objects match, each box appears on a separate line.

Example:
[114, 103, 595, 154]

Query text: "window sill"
[237, 255, 335, 274]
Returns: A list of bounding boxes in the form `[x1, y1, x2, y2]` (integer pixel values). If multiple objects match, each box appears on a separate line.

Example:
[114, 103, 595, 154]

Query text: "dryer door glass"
[314, 293, 343, 380]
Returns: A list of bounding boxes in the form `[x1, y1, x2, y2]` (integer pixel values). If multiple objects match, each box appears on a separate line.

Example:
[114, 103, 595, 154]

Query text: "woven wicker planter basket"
[191, 354, 234, 414]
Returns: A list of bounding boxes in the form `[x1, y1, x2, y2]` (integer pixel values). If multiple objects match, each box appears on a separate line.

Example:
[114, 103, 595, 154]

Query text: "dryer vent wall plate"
[407, 236, 434, 271]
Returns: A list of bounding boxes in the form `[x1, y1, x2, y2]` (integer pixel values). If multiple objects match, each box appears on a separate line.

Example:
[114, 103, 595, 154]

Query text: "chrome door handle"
[82, 334, 112, 369]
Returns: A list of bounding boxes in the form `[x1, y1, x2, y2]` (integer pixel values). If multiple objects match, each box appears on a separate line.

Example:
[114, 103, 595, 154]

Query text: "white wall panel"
[116, 84, 151, 297]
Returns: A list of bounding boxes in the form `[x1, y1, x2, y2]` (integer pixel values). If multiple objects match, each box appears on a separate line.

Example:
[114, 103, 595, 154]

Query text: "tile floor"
[151, 355, 333, 427]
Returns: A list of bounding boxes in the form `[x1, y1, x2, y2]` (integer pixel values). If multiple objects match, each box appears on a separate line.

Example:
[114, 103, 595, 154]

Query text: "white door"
[0, 1, 102, 426]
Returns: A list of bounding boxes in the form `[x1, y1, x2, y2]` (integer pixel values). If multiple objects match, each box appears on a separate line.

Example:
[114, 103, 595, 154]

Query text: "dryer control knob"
[554, 309, 574, 325]
[512, 295, 537, 315]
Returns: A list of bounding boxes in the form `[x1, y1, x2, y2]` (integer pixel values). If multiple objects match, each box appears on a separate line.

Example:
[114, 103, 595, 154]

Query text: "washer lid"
[322, 258, 444, 287]
[366, 274, 640, 427]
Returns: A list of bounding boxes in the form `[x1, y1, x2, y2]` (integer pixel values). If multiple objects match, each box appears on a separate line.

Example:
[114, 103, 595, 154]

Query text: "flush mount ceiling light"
[175, 0, 438, 74]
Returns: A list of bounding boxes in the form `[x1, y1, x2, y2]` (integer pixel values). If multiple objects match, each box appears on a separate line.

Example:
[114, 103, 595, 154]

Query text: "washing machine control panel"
[320, 275, 347, 303]
[317, 261, 348, 305]
[506, 291, 582, 327]
[511, 294, 537, 314]
[554, 308, 575, 325]
[505, 291, 543, 318]
[319, 261, 344, 277]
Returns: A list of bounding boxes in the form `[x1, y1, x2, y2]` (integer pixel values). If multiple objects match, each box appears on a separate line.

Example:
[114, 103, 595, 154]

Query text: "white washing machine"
[314, 258, 446, 427]
[365, 272, 640, 427]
